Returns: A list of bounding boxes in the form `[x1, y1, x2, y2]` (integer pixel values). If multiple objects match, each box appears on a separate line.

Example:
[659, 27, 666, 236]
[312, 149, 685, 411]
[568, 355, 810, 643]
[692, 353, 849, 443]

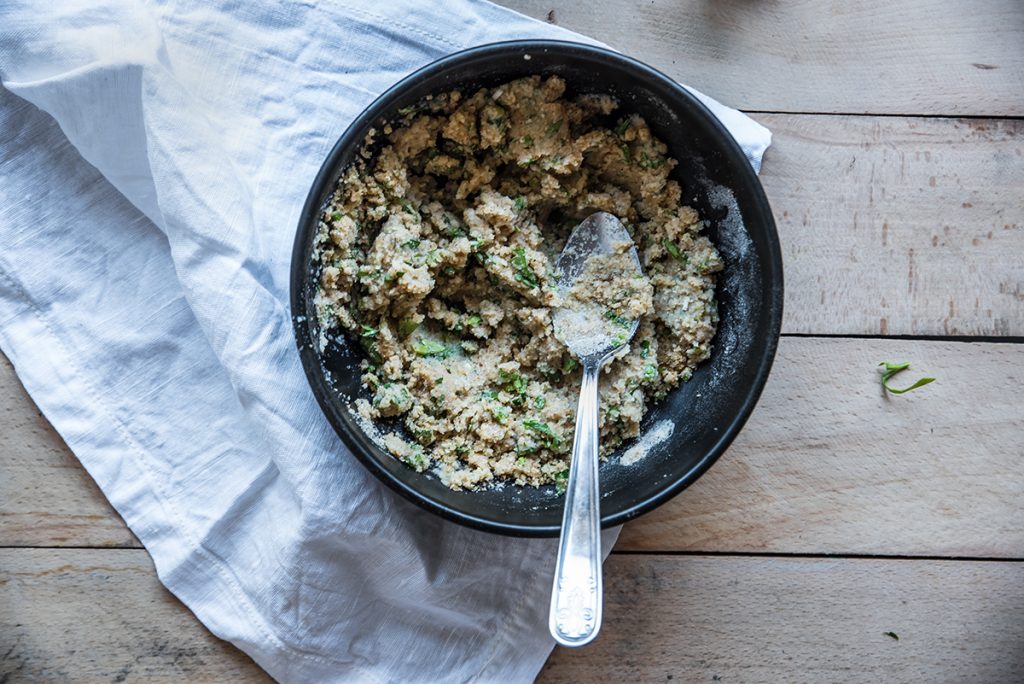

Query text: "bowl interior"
[292, 41, 782, 536]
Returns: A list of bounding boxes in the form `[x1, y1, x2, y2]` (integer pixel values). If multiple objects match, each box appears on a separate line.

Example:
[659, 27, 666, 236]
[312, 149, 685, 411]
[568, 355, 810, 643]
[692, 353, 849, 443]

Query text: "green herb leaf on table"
[883, 631, 899, 641]
[879, 361, 935, 395]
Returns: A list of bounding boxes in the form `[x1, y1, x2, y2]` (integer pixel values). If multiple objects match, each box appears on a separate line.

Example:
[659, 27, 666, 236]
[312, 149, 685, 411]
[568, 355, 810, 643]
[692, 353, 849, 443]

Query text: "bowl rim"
[290, 39, 784, 536]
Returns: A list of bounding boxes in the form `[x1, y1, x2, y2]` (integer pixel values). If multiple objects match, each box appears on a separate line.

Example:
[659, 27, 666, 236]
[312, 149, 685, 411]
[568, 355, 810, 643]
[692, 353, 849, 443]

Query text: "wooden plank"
[540, 555, 1024, 682]
[619, 337, 1024, 557]
[0, 356, 139, 549]
[3, 337, 1021, 557]
[498, 0, 1024, 116]
[0, 549, 269, 682]
[761, 114, 1024, 336]
[2, 550, 1021, 682]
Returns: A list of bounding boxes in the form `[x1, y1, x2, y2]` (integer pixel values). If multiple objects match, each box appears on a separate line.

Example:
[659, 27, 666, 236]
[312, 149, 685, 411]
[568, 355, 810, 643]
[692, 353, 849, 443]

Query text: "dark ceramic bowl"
[291, 40, 783, 536]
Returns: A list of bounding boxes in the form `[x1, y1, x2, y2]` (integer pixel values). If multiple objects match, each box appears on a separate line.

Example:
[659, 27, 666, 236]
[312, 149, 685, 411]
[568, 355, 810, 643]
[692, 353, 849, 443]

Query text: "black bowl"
[291, 40, 783, 536]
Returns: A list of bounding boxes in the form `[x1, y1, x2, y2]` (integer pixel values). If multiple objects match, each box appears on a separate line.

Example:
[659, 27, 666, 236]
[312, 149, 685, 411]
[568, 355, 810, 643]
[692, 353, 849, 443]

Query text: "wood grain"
[539, 555, 1024, 683]
[3, 549, 1021, 683]
[761, 114, 1024, 336]
[4, 337, 1021, 557]
[0, 356, 138, 549]
[617, 337, 1024, 557]
[0, 549, 268, 682]
[498, 0, 1024, 116]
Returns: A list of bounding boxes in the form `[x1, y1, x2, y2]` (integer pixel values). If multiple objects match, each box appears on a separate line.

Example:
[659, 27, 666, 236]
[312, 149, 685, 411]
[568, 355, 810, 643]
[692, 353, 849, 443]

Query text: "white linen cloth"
[0, 1, 771, 681]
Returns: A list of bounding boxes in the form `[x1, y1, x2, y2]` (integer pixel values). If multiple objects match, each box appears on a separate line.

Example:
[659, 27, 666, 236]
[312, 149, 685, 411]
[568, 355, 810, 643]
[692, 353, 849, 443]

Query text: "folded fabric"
[0, 1, 770, 681]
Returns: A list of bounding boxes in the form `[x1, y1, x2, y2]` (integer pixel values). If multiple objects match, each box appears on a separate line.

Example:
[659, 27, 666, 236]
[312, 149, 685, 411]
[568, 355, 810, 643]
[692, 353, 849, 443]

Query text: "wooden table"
[3, 1, 1023, 681]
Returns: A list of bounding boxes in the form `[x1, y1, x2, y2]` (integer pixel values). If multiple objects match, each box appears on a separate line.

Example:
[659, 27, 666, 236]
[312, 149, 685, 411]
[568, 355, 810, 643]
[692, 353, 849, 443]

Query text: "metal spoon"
[548, 212, 643, 647]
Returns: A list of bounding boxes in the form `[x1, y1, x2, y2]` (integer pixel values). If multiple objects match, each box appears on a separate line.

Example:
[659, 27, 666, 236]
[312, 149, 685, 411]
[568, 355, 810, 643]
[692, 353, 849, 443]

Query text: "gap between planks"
[498, 0, 1024, 117]
[3, 337, 1021, 558]
[2, 549, 1022, 683]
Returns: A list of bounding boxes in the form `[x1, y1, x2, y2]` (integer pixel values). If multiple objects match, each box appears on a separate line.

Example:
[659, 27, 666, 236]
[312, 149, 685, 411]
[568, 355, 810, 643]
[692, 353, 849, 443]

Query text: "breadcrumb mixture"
[314, 75, 722, 490]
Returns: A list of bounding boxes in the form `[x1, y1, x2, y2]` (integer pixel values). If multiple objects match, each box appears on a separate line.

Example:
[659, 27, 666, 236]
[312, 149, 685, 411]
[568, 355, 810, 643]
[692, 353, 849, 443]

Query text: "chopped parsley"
[412, 337, 451, 358]
[398, 318, 419, 338]
[481, 389, 499, 400]
[524, 419, 561, 449]
[546, 119, 563, 136]
[512, 247, 540, 288]
[619, 143, 632, 164]
[401, 444, 429, 470]
[499, 369, 528, 405]
[879, 361, 935, 395]
[360, 324, 378, 338]
[642, 364, 658, 382]
[397, 103, 425, 117]
[513, 196, 527, 212]
[883, 631, 899, 641]
[402, 239, 421, 249]
[534, 395, 546, 409]
[329, 211, 343, 222]
[603, 309, 632, 328]
[663, 239, 686, 263]
[640, 339, 652, 358]
[464, 314, 482, 328]
[562, 356, 577, 374]
[553, 469, 569, 495]
[490, 404, 511, 423]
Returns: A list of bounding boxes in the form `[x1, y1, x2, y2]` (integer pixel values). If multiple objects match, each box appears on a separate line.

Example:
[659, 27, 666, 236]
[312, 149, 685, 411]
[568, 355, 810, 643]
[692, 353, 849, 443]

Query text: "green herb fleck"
[546, 119, 563, 136]
[663, 239, 686, 263]
[499, 369, 529, 405]
[643, 364, 658, 382]
[397, 103, 424, 117]
[603, 309, 632, 328]
[512, 247, 540, 289]
[363, 341, 383, 366]
[360, 324, 378, 338]
[401, 444, 429, 470]
[534, 395, 546, 410]
[553, 469, 569, 495]
[614, 118, 631, 137]
[481, 389, 499, 400]
[400, 199, 417, 216]
[490, 404, 511, 423]
[640, 339, 652, 358]
[464, 314, 482, 328]
[513, 196, 527, 212]
[883, 631, 899, 641]
[398, 318, 419, 338]
[619, 143, 632, 164]
[562, 356, 577, 374]
[879, 361, 935, 395]
[520, 135, 534, 148]
[524, 419, 561, 449]
[330, 211, 343, 222]
[412, 337, 451, 358]
[402, 239, 421, 249]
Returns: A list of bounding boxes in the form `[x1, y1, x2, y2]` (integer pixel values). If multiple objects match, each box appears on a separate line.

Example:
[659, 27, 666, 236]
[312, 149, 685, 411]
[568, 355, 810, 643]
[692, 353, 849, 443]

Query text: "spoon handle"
[549, 358, 603, 647]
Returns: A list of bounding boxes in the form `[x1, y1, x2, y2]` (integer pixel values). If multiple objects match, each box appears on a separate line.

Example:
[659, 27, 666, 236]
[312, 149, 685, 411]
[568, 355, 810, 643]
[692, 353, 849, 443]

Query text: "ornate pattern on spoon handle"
[549, 359, 604, 647]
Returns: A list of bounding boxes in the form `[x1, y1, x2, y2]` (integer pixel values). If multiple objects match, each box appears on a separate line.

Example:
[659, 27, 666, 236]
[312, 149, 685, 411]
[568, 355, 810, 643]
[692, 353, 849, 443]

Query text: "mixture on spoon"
[313, 74, 722, 490]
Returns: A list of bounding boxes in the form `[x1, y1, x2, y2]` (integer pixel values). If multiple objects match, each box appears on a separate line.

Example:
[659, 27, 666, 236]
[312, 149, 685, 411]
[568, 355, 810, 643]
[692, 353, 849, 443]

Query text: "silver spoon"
[548, 212, 642, 647]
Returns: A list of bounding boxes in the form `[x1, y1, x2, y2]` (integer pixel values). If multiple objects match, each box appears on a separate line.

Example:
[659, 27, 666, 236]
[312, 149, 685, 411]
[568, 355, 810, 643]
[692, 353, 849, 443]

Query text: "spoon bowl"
[549, 212, 645, 647]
